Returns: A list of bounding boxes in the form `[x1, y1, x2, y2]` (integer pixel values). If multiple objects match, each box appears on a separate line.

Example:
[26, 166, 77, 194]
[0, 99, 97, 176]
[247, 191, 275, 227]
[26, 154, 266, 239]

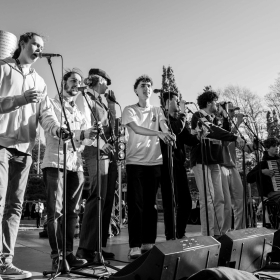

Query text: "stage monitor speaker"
[218, 227, 274, 273]
[109, 236, 221, 280]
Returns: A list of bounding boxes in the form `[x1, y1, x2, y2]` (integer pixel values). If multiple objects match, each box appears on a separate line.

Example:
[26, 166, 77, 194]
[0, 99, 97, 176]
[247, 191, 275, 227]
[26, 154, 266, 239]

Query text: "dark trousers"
[126, 164, 161, 248]
[102, 156, 118, 247]
[79, 146, 110, 251]
[160, 162, 192, 240]
[36, 212, 42, 228]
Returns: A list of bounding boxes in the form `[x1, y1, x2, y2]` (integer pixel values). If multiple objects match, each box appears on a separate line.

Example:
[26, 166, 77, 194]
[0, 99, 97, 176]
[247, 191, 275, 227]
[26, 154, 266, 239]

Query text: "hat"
[228, 102, 240, 111]
[88, 68, 111, 86]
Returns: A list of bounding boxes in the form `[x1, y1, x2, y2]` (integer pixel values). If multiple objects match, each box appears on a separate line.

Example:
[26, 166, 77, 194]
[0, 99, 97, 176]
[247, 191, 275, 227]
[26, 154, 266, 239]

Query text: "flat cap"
[88, 68, 111, 86]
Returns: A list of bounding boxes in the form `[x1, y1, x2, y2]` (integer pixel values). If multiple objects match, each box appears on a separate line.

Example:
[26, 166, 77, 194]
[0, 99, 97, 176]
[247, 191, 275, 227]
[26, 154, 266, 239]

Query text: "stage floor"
[14, 222, 280, 279]
[14, 222, 202, 279]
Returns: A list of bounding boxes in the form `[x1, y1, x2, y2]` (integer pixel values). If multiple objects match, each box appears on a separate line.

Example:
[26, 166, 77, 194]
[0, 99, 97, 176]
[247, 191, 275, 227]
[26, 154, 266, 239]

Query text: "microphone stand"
[242, 119, 266, 227]
[186, 107, 213, 236]
[42, 57, 84, 279]
[70, 90, 120, 278]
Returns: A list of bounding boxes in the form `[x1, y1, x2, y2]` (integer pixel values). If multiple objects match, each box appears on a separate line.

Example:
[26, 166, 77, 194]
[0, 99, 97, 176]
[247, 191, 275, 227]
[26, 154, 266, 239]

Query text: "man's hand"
[56, 127, 72, 141]
[101, 143, 114, 154]
[236, 137, 246, 149]
[105, 90, 116, 105]
[262, 169, 274, 178]
[158, 131, 176, 145]
[24, 88, 45, 104]
[84, 127, 97, 140]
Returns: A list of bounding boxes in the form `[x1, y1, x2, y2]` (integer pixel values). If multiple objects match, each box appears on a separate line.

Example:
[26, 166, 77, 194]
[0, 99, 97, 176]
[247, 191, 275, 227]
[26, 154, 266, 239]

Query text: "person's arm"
[127, 121, 174, 144]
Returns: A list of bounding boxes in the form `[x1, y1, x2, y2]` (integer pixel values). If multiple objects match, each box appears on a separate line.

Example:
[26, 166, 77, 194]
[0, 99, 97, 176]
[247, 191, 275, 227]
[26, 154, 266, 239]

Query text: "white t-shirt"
[122, 104, 165, 166]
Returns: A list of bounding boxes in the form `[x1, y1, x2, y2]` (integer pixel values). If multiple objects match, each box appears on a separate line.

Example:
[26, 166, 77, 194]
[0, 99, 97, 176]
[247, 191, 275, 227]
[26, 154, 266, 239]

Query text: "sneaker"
[128, 247, 141, 259]
[141, 244, 154, 253]
[0, 263, 32, 279]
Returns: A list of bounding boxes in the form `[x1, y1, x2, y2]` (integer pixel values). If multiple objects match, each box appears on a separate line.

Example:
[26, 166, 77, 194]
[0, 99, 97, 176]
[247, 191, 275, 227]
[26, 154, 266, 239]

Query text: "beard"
[65, 85, 78, 96]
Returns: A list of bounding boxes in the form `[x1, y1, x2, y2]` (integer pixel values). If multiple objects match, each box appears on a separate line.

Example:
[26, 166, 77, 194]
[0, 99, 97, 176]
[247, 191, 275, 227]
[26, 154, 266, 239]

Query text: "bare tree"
[265, 73, 280, 116]
[218, 85, 267, 141]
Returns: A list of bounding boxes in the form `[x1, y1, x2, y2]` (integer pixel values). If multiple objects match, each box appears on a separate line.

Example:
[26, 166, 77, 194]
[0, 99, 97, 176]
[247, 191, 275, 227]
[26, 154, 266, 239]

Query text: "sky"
[1, 0, 280, 118]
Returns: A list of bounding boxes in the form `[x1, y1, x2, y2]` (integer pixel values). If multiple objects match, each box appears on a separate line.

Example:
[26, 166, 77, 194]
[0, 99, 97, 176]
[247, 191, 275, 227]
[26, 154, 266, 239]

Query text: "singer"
[219, 102, 249, 231]
[41, 69, 101, 270]
[0, 32, 66, 279]
[160, 92, 200, 240]
[122, 75, 175, 259]
[75, 68, 116, 261]
[190, 88, 244, 237]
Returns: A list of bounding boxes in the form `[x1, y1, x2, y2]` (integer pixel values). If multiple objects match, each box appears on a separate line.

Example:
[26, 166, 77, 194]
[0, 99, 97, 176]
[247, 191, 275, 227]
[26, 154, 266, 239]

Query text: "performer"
[0, 32, 66, 279]
[219, 102, 253, 231]
[75, 68, 116, 261]
[190, 87, 244, 237]
[42, 69, 99, 269]
[122, 75, 175, 259]
[247, 137, 280, 198]
[160, 92, 200, 240]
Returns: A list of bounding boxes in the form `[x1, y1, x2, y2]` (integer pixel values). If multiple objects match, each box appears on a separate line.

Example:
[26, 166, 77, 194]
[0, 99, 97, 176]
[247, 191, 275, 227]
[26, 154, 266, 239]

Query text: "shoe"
[52, 257, 59, 271]
[141, 244, 154, 253]
[66, 253, 87, 267]
[128, 247, 142, 259]
[102, 250, 115, 260]
[0, 263, 32, 279]
[76, 248, 94, 262]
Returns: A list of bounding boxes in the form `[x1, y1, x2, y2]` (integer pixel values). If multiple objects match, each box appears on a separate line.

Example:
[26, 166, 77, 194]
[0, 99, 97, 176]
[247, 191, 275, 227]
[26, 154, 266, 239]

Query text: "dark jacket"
[247, 151, 279, 197]
[190, 111, 238, 166]
[160, 113, 199, 165]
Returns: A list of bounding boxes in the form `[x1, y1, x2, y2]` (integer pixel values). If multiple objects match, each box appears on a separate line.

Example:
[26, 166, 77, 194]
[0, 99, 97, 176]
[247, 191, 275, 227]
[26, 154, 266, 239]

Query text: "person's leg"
[43, 168, 63, 259]
[0, 148, 11, 258]
[192, 164, 215, 236]
[126, 165, 144, 248]
[102, 156, 117, 248]
[160, 163, 174, 240]
[174, 164, 192, 238]
[65, 171, 84, 255]
[210, 164, 224, 236]
[229, 167, 245, 229]
[3, 150, 32, 264]
[142, 165, 160, 245]
[220, 166, 232, 234]
[79, 151, 109, 252]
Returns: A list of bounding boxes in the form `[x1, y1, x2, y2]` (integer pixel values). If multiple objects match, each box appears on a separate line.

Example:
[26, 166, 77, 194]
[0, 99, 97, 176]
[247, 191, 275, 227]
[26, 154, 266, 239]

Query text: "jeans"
[79, 146, 110, 251]
[43, 168, 84, 258]
[126, 164, 161, 248]
[0, 147, 32, 264]
[192, 164, 224, 236]
[220, 166, 245, 230]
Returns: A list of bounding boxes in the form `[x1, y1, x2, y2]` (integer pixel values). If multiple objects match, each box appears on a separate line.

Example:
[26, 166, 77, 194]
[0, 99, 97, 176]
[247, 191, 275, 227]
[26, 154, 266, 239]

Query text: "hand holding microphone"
[105, 90, 119, 105]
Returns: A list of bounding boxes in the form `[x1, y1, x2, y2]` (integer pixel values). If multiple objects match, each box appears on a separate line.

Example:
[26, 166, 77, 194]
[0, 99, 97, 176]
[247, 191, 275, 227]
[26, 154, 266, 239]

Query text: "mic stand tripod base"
[42, 258, 70, 279]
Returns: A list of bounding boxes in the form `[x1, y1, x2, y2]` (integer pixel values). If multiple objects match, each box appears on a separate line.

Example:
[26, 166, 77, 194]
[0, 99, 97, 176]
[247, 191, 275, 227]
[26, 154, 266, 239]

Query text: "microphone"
[37, 53, 61, 58]
[104, 92, 119, 105]
[153, 89, 163, 93]
[77, 86, 88, 92]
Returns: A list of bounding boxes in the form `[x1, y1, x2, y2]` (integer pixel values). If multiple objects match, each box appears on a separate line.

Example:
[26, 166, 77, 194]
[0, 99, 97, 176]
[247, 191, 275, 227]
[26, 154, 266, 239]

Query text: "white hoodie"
[0, 57, 60, 155]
